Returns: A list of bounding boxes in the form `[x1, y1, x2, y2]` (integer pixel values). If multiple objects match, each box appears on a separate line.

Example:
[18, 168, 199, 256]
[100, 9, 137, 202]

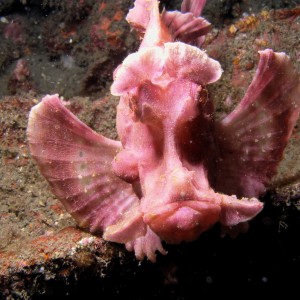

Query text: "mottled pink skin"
[109, 35, 266, 247]
[181, 0, 206, 15]
[163, 0, 210, 47]
[126, 0, 210, 47]
[27, 0, 300, 261]
[215, 50, 300, 198]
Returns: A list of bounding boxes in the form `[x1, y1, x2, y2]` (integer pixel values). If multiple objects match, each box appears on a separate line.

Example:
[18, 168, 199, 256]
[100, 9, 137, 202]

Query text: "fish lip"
[143, 200, 221, 243]
[144, 200, 213, 217]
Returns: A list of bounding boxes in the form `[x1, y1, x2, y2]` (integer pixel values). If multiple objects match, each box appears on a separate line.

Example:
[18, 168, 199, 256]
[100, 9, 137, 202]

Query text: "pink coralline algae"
[4, 20, 23, 43]
[27, 0, 300, 261]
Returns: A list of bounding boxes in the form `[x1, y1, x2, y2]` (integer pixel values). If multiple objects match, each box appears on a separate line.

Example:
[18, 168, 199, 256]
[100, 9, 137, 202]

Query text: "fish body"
[27, 0, 300, 261]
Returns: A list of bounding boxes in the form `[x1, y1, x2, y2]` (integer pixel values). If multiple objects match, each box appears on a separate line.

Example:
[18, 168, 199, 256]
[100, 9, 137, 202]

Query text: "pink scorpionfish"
[27, 0, 300, 261]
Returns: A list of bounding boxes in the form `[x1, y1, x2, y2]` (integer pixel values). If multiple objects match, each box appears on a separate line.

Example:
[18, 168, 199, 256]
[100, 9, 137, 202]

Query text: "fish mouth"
[143, 200, 220, 244]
